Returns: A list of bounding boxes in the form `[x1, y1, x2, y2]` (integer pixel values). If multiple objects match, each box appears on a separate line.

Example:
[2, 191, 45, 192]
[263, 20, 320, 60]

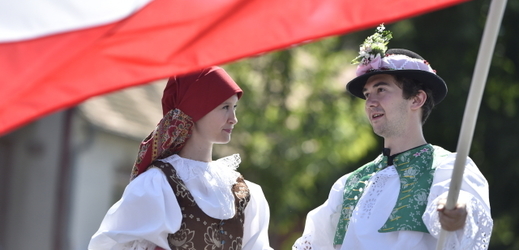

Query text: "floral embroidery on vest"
[334, 144, 450, 245]
[151, 161, 250, 250]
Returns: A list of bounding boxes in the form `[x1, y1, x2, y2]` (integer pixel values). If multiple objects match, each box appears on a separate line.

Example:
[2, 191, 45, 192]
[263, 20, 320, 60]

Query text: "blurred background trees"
[213, 0, 519, 249]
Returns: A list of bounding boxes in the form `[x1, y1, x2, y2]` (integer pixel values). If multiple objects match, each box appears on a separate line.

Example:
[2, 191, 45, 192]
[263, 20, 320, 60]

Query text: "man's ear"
[410, 90, 427, 110]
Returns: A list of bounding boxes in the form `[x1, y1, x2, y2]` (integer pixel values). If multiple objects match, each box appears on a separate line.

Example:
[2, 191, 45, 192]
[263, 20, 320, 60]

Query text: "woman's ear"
[410, 90, 427, 110]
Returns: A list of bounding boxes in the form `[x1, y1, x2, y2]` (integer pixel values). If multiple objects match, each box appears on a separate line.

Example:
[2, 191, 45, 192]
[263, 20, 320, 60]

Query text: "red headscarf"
[130, 66, 243, 180]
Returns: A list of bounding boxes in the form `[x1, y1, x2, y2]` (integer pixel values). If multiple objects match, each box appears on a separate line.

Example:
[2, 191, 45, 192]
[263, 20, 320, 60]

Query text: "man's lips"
[223, 128, 233, 133]
[370, 113, 384, 121]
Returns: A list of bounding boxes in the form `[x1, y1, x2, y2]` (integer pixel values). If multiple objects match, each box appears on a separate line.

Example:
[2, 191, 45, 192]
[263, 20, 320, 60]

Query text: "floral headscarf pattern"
[130, 108, 193, 180]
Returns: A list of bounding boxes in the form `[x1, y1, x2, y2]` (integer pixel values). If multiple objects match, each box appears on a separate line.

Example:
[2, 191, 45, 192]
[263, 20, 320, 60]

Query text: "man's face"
[362, 74, 411, 138]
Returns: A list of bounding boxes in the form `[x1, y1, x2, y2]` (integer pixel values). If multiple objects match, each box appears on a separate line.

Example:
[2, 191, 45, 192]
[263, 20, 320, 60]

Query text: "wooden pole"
[435, 0, 507, 249]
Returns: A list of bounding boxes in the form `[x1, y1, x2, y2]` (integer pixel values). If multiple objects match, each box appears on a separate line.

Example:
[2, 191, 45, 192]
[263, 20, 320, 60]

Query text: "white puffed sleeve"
[423, 153, 493, 249]
[242, 180, 274, 250]
[88, 168, 182, 250]
[292, 174, 350, 250]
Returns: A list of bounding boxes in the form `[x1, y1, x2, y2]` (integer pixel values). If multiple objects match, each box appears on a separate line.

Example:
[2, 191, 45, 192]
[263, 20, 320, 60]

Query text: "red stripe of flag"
[0, 0, 471, 135]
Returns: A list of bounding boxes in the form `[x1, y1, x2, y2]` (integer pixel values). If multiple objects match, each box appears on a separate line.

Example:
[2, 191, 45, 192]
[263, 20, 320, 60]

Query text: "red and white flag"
[0, 0, 471, 135]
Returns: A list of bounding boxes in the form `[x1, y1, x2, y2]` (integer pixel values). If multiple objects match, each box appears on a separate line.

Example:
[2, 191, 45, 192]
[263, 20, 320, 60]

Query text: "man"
[292, 25, 492, 249]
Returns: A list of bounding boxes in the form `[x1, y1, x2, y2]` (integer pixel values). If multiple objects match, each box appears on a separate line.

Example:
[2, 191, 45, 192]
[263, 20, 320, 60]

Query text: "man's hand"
[437, 199, 467, 231]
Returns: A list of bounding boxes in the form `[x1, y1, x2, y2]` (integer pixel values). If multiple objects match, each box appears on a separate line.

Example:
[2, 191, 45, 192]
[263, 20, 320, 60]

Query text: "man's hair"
[394, 75, 435, 124]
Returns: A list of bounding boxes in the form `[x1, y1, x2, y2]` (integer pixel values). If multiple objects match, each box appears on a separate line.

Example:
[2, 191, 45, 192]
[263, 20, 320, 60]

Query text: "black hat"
[346, 34, 448, 105]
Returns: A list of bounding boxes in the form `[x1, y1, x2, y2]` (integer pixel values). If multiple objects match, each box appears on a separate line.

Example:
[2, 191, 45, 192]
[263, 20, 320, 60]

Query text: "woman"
[89, 66, 272, 250]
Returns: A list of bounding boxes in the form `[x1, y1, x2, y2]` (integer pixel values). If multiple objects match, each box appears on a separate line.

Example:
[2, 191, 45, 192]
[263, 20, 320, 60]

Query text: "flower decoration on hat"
[351, 24, 393, 66]
[345, 25, 448, 104]
[351, 25, 436, 77]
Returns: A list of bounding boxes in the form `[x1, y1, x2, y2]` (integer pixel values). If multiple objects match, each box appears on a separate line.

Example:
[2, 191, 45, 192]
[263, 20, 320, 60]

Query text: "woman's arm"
[88, 168, 182, 250]
[242, 180, 274, 250]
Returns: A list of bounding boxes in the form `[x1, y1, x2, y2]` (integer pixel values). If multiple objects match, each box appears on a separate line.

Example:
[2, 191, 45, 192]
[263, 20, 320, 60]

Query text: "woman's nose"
[229, 111, 238, 124]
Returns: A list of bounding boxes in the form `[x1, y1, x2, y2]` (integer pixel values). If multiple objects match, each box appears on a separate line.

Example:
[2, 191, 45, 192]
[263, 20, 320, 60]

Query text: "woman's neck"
[178, 139, 213, 162]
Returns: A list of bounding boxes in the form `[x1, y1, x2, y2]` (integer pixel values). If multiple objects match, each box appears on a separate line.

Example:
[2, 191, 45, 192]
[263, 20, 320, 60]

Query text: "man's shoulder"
[432, 145, 454, 156]
[431, 144, 479, 168]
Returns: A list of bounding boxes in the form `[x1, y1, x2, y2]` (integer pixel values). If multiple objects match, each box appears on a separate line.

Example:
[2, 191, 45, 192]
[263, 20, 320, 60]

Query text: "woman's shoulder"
[243, 180, 269, 199]
[131, 166, 168, 185]
[243, 179, 262, 190]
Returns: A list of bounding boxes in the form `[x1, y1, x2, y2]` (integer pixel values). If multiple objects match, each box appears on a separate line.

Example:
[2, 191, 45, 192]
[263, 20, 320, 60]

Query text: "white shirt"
[89, 154, 272, 250]
[293, 152, 492, 250]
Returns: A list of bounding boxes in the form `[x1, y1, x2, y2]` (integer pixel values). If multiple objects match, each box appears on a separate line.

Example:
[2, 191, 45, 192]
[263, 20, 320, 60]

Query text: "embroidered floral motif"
[168, 222, 196, 250]
[174, 182, 196, 203]
[334, 158, 381, 244]
[379, 145, 439, 232]
[233, 176, 249, 200]
[229, 238, 242, 250]
[204, 223, 223, 250]
[334, 145, 448, 244]
[414, 188, 430, 206]
[131, 108, 194, 180]
[156, 161, 250, 250]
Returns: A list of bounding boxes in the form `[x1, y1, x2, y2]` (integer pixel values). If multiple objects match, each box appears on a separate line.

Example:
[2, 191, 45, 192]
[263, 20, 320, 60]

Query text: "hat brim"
[346, 69, 448, 105]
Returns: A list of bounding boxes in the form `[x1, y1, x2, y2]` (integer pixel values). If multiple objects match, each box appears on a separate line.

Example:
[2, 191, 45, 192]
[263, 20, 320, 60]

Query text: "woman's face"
[192, 94, 239, 145]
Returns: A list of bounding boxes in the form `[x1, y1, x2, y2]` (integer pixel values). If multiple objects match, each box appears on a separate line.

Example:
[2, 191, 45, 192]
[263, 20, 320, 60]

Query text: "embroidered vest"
[152, 161, 250, 250]
[333, 144, 451, 245]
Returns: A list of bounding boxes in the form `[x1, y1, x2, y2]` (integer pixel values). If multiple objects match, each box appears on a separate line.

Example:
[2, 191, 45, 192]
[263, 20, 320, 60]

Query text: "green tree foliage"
[215, 0, 518, 249]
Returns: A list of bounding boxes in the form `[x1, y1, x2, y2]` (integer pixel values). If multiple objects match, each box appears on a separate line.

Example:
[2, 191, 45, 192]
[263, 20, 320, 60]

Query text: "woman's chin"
[214, 137, 232, 145]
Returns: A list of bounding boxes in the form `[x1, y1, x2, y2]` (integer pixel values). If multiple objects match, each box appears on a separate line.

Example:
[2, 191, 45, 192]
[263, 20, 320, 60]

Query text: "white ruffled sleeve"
[422, 153, 493, 249]
[88, 168, 182, 250]
[242, 180, 274, 250]
[292, 174, 349, 250]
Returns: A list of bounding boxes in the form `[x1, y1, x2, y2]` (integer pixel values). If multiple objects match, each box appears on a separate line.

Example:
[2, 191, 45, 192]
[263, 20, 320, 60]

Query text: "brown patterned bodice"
[152, 160, 250, 250]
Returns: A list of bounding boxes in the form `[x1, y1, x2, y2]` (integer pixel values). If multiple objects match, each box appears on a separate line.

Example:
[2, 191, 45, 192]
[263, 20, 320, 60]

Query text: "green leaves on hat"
[351, 24, 393, 65]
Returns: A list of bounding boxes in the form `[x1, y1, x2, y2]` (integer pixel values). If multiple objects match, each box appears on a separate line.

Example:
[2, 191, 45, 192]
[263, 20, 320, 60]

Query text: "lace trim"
[215, 153, 241, 170]
[120, 239, 158, 250]
[208, 153, 242, 187]
[428, 195, 493, 249]
[160, 154, 241, 185]
[293, 234, 313, 250]
[358, 166, 396, 220]
[159, 153, 242, 219]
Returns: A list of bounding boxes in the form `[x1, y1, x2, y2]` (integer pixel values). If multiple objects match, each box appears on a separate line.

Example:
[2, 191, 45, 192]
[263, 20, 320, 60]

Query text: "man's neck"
[383, 135, 427, 156]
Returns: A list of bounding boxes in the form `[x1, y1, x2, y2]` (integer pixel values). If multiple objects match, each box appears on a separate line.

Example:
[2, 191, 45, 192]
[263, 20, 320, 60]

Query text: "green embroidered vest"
[333, 144, 451, 245]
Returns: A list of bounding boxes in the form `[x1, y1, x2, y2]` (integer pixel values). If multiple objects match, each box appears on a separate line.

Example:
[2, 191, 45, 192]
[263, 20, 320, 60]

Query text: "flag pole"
[435, 0, 507, 249]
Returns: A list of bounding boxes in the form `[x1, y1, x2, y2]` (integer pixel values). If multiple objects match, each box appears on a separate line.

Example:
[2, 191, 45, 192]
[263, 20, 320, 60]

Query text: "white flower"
[351, 24, 393, 65]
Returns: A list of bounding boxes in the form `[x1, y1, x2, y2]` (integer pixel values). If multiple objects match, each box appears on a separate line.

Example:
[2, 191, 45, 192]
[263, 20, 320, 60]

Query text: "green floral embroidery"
[334, 145, 451, 245]
[333, 154, 386, 244]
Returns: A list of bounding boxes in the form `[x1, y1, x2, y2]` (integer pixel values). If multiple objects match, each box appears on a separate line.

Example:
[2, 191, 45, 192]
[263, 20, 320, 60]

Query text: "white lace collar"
[159, 154, 242, 219]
